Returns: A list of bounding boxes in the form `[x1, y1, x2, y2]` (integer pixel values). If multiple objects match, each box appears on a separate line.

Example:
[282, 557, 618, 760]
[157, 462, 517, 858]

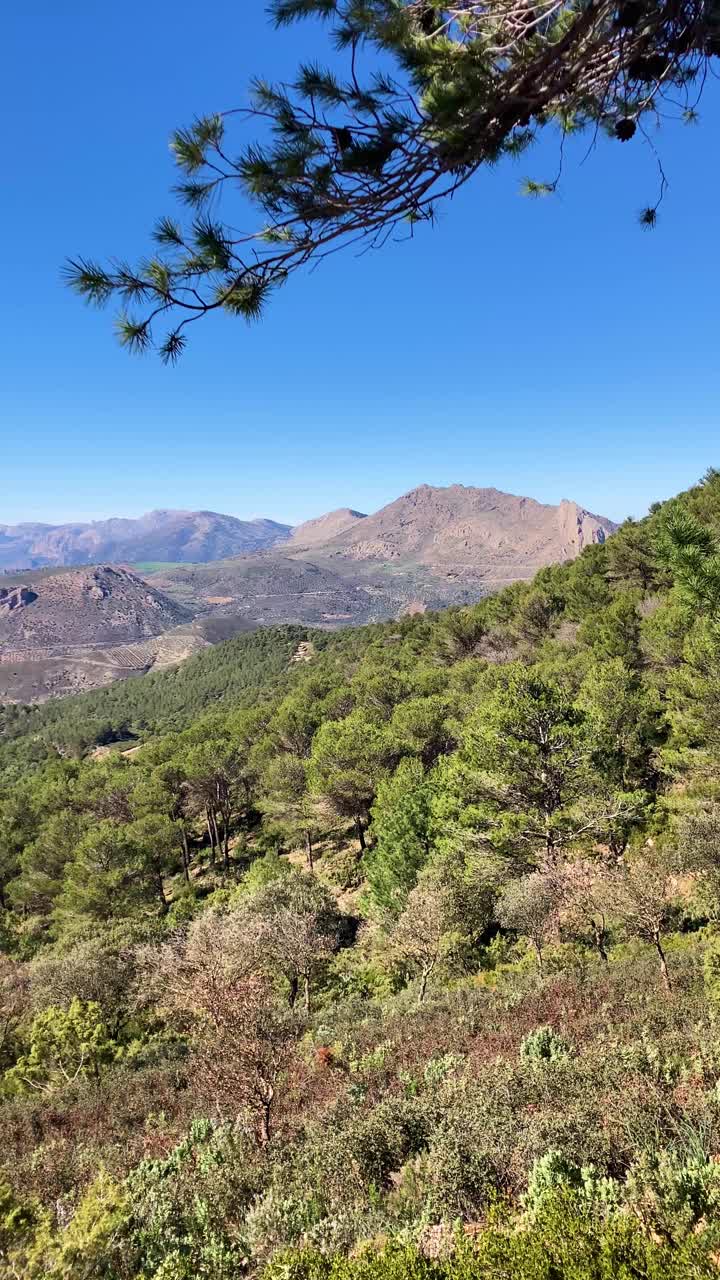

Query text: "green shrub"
[524, 1151, 621, 1218]
[624, 1150, 720, 1243]
[262, 1194, 720, 1279]
[520, 1026, 573, 1064]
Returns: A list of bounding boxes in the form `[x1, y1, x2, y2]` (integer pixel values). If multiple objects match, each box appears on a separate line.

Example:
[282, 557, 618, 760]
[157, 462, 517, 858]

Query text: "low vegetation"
[3, 471, 720, 1276]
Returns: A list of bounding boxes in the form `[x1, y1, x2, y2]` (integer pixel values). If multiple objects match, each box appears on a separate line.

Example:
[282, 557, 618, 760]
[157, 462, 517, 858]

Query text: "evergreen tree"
[366, 758, 434, 915]
[65, 0, 720, 357]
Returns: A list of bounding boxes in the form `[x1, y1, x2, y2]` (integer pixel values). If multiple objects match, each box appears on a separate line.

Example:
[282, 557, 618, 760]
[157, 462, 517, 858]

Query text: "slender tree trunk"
[355, 816, 366, 852]
[288, 974, 299, 1009]
[303, 974, 311, 1015]
[156, 873, 169, 915]
[533, 939, 544, 974]
[305, 830, 314, 873]
[180, 824, 191, 884]
[653, 929, 672, 994]
[592, 918, 608, 964]
[220, 810, 230, 874]
[418, 963, 433, 1004]
[210, 810, 221, 866]
[258, 1084, 274, 1147]
[205, 806, 216, 865]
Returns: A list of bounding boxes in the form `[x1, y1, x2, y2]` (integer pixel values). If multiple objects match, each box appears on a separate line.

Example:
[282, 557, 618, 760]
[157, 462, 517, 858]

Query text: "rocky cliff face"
[556, 499, 610, 556]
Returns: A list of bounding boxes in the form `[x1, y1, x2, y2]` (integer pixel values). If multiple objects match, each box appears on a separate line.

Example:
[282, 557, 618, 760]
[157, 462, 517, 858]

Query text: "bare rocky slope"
[1, 485, 617, 703]
[148, 485, 617, 624]
[289, 508, 367, 546]
[0, 566, 190, 651]
[316, 485, 613, 579]
[0, 510, 291, 570]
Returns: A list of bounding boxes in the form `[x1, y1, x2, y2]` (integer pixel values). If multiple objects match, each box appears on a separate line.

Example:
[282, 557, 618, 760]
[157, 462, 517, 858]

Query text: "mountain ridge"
[0, 484, 618, 702]
[289, 508, 367, 547]
[312, 484, 615, 571]
[0, 509, 292, 570]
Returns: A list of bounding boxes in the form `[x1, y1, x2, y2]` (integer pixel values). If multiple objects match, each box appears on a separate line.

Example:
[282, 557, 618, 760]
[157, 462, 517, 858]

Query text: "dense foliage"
[66, 0, 720, 357]
[3, 471, 720, 1275]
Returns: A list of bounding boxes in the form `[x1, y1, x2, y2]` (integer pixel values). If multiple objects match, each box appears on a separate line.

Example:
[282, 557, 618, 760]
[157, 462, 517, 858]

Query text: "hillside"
[316, 485, 615, 577]
[289, 508, 367, 546]
[0, 565, 189, 649]
[0, 486, 617, 704]
[0, 566, 196, 702]
[3, 471, 720, 1277]
[148, 485, 617, 628]
[0, 509, 291, 569]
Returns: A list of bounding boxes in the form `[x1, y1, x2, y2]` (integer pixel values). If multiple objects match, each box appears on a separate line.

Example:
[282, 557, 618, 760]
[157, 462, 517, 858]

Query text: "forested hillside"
[3, 471, 720, 1277]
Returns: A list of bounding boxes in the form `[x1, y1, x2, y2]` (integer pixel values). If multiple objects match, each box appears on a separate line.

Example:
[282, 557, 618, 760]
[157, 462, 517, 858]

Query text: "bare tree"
[0, 954, 29, 1071]
[604, 854, 677, 993]
[497, 867, 564, 972]
[389, 876, 455, 1002]
[248, 872, 343, 1013]
[561, 857, 613, 963]
[138, 909, 297, 1143]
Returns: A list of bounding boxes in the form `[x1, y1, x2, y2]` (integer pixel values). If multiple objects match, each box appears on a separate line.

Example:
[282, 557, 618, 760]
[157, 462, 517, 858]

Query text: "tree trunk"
[305, 830, 314, 873]
[418, 965, 431, 1004]
[210, 810, 222, 866]
[156, 874, 169, 915]
[220, 811, 230, 875]
[592, 918, 608, 964]
[533, 939, 544, 974]
[303, 974, 311, 1015]
[653, 929, 672, 994]
[355, 816, 366, 852]
[288, 974, 299, 1009]
[180, 824, 191, 884]
[205, 807, 216, 865]
[258, 1084, 274, 1147]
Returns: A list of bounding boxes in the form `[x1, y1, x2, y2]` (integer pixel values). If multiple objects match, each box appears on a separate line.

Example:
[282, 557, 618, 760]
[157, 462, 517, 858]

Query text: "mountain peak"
[289, 508, 367, 547]
[317, 483, 616, 574]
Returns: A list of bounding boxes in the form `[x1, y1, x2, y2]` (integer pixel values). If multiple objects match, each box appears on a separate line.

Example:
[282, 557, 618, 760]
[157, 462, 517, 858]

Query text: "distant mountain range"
[0, 487, 613, 572]
[0, 485, 617, 704]
[0, 510, 292, 570]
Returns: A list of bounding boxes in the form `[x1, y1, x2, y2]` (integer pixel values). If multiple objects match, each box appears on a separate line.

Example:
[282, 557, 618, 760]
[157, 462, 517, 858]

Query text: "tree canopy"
[65, 0, 720, 358]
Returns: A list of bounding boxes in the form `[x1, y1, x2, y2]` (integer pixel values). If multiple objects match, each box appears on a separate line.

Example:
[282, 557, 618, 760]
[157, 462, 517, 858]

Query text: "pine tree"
[65, 1, 720, 356]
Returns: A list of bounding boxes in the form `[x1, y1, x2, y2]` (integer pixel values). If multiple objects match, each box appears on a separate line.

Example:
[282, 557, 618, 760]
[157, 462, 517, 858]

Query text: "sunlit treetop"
[65, 0, 720, 360]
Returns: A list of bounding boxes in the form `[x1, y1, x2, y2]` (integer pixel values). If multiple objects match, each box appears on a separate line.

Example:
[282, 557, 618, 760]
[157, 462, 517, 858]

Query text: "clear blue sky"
[3, 1, 719, 527]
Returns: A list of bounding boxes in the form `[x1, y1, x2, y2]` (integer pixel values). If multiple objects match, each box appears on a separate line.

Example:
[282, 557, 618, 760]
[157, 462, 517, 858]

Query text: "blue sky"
[3, 1, 719, 527]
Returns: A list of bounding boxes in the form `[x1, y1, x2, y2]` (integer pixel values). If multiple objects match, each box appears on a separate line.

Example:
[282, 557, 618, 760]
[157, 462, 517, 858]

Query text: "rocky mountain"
[0, 510, 292, 570]
[0, 566, 190, 651]
[289, 508, 367, 546]
[316, 485, 614, 582]
[147, 486, 617, 628]
[0, 485, 617, 703]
